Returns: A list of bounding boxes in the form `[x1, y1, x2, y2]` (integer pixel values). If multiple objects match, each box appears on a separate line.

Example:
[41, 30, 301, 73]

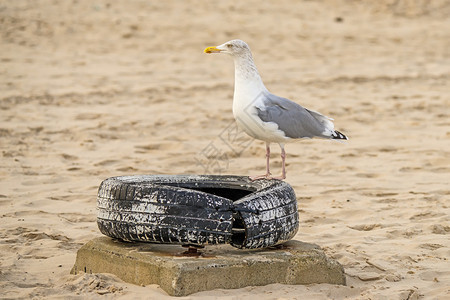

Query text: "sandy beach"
[1, 0, 449, 299]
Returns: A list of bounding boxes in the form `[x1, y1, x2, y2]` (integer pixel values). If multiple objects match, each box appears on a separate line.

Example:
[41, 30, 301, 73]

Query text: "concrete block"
[71, 237, 345, 296]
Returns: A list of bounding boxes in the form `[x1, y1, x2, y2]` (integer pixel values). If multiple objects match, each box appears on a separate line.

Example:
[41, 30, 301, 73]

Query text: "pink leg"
[279, 146, 287, 179]
[265, 143, 271, 175]
[249, 143, 272, 180]
[268, 144, 286, 180]
[250, 143, 287, 180]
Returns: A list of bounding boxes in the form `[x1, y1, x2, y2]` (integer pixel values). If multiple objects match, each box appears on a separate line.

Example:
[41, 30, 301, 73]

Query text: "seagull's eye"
[227, 44, 233, 48]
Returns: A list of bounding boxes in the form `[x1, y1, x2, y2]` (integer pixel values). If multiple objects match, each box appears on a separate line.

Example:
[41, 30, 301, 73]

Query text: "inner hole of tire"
[192, 187, 253, 201]
[231, 212, 246, 246]
[153, 181, 256, 201]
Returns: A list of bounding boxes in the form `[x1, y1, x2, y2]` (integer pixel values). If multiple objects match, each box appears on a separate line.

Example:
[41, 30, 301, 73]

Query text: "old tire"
[97, 175, 299, 249]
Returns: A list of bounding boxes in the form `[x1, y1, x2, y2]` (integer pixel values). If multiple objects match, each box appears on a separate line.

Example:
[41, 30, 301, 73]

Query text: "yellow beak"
[204, 46, 221, 54]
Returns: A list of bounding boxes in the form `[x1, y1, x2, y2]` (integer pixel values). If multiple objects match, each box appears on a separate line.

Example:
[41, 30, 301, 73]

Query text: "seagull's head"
[204, 39, 251, 57]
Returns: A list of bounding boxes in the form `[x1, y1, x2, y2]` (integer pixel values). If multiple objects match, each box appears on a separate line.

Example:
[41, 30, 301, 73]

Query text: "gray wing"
[256, 92, 333, 139]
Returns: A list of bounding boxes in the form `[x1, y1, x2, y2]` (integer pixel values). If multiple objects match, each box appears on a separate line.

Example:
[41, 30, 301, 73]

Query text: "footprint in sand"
[61, 153, 79, 161]
[75, 113, 102, 120]
[94, 159, 119, 167]
[348, 224, 382, 231]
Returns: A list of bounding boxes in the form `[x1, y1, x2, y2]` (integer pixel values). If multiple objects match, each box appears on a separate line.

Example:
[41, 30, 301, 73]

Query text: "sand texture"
[1, 0, 449, 299]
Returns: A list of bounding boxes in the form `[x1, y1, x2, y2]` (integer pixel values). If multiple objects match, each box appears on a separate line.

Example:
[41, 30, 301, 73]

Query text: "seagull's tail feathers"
[305, 108, 348, 141]
[331, 130, 348, 140]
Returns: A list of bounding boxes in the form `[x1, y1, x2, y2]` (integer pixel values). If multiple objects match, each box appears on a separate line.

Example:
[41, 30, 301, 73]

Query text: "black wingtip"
[332, 130, 348, 140]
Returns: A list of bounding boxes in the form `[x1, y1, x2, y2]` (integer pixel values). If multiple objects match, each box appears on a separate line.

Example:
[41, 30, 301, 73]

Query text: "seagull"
[204, 39, 348, 180]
